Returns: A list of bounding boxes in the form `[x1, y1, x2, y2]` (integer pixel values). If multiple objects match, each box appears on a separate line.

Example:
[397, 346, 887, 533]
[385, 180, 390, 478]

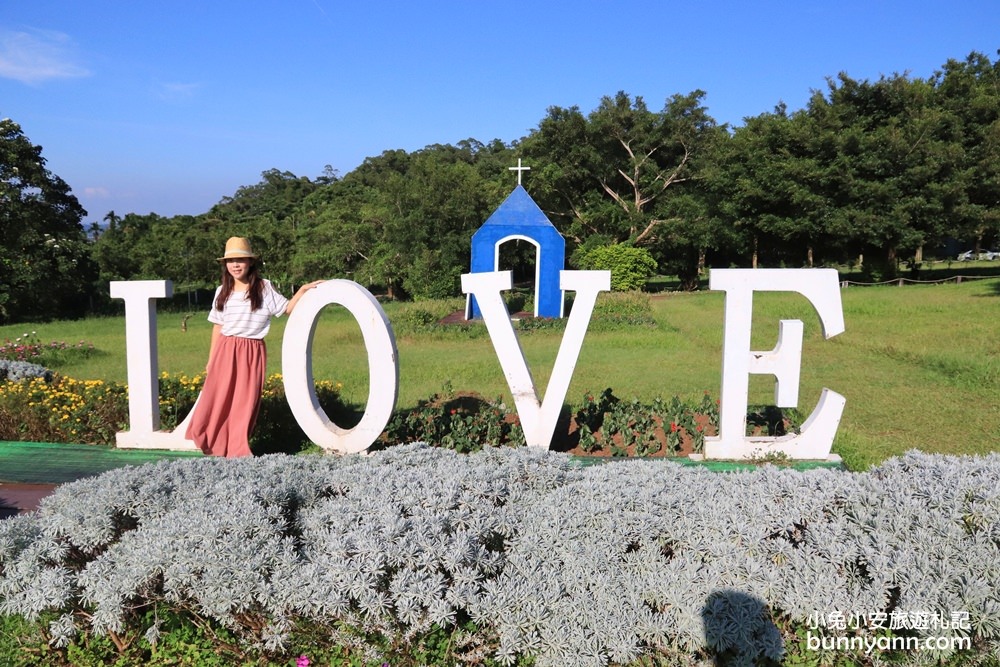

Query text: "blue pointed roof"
[467, 182, 566, 319]
[478, 185, 556, 228]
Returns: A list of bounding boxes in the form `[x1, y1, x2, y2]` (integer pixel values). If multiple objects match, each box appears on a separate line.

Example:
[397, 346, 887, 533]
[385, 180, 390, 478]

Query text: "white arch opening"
[495, 234, 542, 317]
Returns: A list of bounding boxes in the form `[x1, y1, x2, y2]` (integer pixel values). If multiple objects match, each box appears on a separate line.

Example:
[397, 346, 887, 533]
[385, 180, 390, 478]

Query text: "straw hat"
[217, 237, 258, 261]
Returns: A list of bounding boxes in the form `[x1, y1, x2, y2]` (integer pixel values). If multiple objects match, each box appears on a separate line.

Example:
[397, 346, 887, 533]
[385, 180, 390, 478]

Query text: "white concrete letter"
[282, 280, 398, 454]
[111, 280, 198, 450]
[461, 270, 610, 448]
[704, 268, 845, 460]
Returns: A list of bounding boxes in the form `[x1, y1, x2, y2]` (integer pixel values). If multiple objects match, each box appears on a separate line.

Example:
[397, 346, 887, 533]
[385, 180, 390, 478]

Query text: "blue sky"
[2, 1, 998, 222]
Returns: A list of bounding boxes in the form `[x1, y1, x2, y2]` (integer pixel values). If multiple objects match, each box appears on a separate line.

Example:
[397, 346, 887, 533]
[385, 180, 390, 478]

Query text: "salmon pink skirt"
[186, 335, 266, 458]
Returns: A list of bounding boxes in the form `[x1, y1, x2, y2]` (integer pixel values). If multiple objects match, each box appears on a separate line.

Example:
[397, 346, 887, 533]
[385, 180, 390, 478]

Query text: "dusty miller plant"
[1, 446, 999, 666]
[0, 359, 52, 382]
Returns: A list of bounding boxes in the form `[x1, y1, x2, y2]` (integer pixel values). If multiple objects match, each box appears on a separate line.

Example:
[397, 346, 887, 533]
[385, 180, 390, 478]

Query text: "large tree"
[523, 91, 722, 246]
[292, 142, 511, 299]
[934, 50, 1000, 254]
[520, 91, 726, 286]
[806, 72, 962, 276]
[0, 119, 95, 322]
[713, 105, 834, 269]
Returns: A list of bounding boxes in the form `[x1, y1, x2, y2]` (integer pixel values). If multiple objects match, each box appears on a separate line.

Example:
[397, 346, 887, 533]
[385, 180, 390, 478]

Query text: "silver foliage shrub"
[0, 359, 53, 382]
[1, 445, 999, 665]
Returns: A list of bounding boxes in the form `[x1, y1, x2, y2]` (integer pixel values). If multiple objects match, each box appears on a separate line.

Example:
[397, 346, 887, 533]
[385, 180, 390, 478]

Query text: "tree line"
[2, 50, 998, 323]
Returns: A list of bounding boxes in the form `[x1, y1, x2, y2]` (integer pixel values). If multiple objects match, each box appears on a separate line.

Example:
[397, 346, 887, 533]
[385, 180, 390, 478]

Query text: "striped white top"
[208, 279, 289, 339]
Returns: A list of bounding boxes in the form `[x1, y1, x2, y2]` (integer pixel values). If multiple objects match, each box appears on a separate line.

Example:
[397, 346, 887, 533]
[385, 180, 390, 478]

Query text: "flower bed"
[1, 446, 997, 665]
[0, 332, 95, 365]
[0, 373, 345, 454]
[1, 364, 739, 458]
[0, 331, 800, 460]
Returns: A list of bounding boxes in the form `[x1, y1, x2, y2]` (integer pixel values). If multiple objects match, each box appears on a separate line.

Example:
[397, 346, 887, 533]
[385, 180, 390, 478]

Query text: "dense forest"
[2, 50, 998, 323]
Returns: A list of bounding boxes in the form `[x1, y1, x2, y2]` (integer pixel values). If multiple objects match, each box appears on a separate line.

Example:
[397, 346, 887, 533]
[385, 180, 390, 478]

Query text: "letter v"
[461, 270, 610, 448]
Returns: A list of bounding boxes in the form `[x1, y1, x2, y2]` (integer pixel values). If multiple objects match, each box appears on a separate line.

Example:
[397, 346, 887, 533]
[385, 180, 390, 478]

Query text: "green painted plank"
[0, 441, 203, 484]
[570, 454, 845, 472]
[0, 440, 844, 485]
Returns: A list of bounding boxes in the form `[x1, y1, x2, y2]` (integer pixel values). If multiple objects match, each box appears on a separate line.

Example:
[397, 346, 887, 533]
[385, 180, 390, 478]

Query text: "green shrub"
[578, 244, 658, 291]
[383, 387, 526, 452]
[402, 249, 463, 300]
[572, 389, 717, 455]
[589, 290, 656, 329]
[512, 291, 657, 332]
[386, 298, 479, 337]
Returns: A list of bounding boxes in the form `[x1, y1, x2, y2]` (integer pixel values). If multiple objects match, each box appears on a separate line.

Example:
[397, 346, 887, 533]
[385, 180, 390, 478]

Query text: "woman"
[186, 237, 322, 457]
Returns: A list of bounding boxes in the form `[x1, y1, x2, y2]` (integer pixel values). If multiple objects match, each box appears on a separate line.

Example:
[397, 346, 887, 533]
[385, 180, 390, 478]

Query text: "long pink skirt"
[186, 335, 266, 458]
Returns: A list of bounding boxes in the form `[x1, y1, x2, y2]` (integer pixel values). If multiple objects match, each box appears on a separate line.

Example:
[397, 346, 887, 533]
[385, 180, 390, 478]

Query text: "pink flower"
[296, 656, 310, 667]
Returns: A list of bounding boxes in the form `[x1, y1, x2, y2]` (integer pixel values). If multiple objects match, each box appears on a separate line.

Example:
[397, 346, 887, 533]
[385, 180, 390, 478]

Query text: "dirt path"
[0, 482, 60, 519]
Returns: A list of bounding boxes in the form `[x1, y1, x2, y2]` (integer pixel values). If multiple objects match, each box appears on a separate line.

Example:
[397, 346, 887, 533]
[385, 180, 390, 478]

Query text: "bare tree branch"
[600, 139, 692, 217]
[557, 187, 602, 238]
[634, 218, 664, 246]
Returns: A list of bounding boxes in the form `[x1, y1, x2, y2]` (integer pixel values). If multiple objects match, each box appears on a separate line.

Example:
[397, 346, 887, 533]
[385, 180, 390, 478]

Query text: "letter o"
[282, 280, 399, 454]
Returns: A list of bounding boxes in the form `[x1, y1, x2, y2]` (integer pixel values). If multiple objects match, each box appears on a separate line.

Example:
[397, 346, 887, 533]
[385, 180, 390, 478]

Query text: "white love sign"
[110, 268, 844, 460]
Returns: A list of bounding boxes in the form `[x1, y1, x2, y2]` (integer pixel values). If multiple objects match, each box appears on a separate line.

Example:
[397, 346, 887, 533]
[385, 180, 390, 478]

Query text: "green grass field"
[3, 276, 998, 470]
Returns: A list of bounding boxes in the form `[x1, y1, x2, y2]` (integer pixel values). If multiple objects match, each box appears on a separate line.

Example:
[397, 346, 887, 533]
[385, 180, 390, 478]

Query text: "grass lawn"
[3, 275, 998, 470]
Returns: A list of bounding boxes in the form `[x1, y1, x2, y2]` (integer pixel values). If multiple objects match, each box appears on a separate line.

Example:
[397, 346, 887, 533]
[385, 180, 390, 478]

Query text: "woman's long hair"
[215, 260, 264, 311]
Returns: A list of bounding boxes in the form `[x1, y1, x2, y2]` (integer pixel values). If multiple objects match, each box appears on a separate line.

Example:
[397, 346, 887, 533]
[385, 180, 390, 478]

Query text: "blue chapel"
[465, 184, 566, 320]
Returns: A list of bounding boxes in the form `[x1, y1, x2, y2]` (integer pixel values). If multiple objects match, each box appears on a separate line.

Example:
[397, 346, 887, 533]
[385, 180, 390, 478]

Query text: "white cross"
[508, 158, 530, 186]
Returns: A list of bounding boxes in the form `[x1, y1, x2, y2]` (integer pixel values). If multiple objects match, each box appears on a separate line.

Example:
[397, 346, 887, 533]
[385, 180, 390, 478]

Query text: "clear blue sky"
[2, 1, 997, 223]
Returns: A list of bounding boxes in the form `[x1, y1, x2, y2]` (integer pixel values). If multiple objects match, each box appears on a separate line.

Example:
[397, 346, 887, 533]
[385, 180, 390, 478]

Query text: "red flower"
[670, 422, 678, 432]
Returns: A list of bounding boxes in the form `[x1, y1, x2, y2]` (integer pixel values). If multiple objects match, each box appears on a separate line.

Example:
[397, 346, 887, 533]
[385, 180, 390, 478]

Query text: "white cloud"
[83, 186, 110, 199]
[0, 29, 90, 84]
